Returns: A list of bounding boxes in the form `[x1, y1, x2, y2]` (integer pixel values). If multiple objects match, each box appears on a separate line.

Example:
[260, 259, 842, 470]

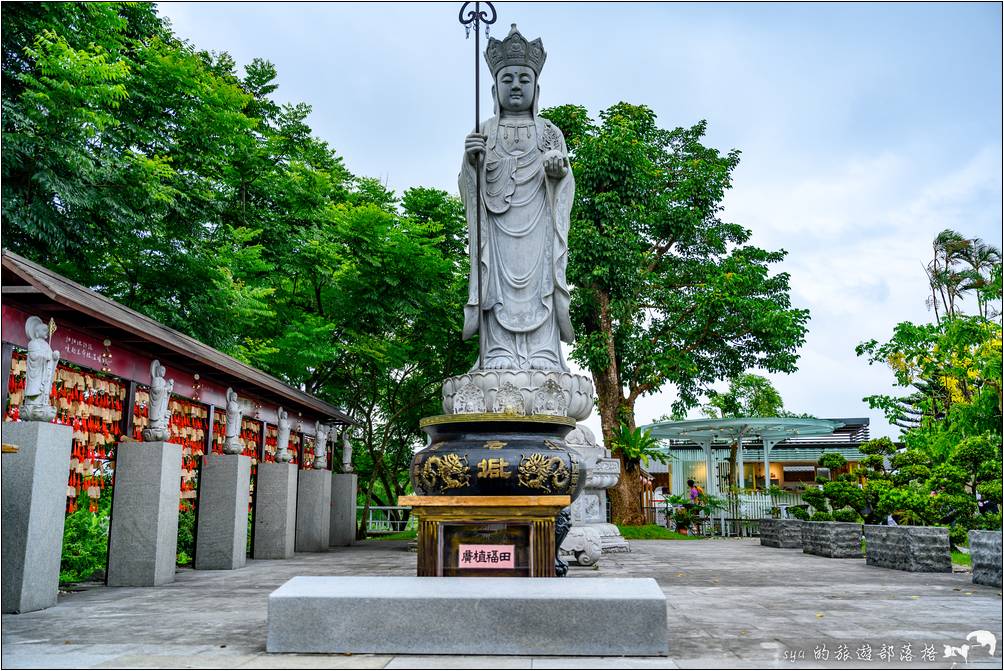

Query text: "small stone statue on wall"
[275, 407, 291, 463]
[341, 433, 353, 473]
[222, 387, 243, 455]
[314, 423, 329, 469]
[143, 359, 174, 441]
[20, 316, 59, 422]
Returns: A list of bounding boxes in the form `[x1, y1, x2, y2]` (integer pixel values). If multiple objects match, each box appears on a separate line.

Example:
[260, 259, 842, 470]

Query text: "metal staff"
[459, 1, 496, 371]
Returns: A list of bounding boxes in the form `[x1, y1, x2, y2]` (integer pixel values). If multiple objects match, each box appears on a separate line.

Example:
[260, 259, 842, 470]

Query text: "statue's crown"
[485, 24, 546, 78]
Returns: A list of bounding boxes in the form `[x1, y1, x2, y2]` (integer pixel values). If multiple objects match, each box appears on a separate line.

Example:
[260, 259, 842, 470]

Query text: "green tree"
[698, 373, 802, 491]
[1, 5, 476, 527]
[541, 103, 809, 524]
[857, 230, 1002, 534]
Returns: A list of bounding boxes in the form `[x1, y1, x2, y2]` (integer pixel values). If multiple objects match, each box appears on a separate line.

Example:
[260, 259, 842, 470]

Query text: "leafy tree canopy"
[540, 102, 809, 523]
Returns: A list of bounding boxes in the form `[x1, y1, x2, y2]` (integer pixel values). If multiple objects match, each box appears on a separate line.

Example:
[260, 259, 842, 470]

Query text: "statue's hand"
[465, 132, 487, 166]
[543, 149, 568, 179]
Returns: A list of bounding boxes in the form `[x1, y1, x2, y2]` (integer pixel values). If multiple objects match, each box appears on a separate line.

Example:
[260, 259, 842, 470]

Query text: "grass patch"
[371, 529, 417, 541]
[617, 524, 704, 540]
[951, 550, 972, 566]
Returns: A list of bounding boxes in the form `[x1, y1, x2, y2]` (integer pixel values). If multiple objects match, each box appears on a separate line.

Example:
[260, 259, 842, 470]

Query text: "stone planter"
[864, 525, 951, 573]
[759, 518, 803, 548]
[802, 521, 862, 558]
[969, 530, 1003, 587]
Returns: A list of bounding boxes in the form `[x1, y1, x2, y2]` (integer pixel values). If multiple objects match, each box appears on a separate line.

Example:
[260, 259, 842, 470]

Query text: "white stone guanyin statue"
[314, 423, 328, 469]
[20, 316, 59, 422]
[341, 433, 353, 473]
[275, 407, 291, 463]
[222, 387, 243, 455]
[143, 359, 174, 441]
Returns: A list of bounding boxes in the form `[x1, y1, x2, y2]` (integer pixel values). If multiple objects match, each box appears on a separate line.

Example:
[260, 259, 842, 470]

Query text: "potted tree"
[799, 455, 864, 558]
[673, 507, 694, 535]
[760, 486, 806, 548]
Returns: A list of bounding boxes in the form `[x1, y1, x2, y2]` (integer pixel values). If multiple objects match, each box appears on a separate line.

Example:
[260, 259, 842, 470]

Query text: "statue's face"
[33, 324, 48, 339]
[495, 65, 536, 113]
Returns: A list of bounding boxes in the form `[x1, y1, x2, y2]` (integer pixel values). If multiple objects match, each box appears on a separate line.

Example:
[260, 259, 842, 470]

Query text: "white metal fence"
[648, 491, 807, 537]
[357, 505, 415, 535]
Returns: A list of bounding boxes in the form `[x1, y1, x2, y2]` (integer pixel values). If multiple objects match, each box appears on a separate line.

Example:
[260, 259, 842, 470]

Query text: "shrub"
[822, 480, 865, 512]
[787, 505, 810, 520]
[177, 509, 195, 565]
[60, 485, 112, 584]
[810, 511, 833, 522]
[949, 524, 968, 548]
[801, 487, 828, 513]
[977, 479, 1003, 503]
[973, 512, 1002, 530]
[673, 507, 694, 528]
[831, 507, 862, 523]
[859, 437, 896, 456]
[818, 452, 847, 471]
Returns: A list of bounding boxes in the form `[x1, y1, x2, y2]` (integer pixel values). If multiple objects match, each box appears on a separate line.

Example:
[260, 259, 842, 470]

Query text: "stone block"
[266, 576, 668, 656]
[295, 469, 331, 552]
[195, 453, 251, 570]
[1, 421, 73, 613]
[759, 518, 803, 549]
[107, 442, 183, 586]
[329, 472, 357, 547]
[969, 530, 1003, 587]
[253, 462, 298, 559]
[864, 525, 951, 573]
[802, 521, 862, 558]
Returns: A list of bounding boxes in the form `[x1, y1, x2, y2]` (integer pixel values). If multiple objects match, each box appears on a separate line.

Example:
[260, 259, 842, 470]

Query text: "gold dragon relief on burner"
[416, 452, 471, 493]
[517, 452, 571, 493]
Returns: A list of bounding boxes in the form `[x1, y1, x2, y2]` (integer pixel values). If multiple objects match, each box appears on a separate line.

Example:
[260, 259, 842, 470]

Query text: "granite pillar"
[329, 472, 357, 547]
[253, 462, 297, 559]
[107, 441, 183, 586]
[195, 453, 251, 570]
[969, 530, 1003, 587]
[1, 421, 73, 613]
[295, 469, 331, 552]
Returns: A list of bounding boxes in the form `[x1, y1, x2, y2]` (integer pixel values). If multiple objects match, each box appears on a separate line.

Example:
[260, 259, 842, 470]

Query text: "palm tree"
[959, 238, 1002, 320]
[926, 229, 971, 322]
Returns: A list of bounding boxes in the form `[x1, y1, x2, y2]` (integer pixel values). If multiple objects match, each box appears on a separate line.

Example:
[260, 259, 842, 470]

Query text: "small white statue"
[222, 387, 243, 455]
[341, 433, 353, 473]
[275, 407, 291, 463]
[143, 359, 174, 441]
[21, 316, 58, 422]
[314, 424, 329, 469]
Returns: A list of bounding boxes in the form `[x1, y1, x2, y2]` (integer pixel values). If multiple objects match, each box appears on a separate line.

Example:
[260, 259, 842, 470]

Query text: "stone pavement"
[2, 538, 1001, 669]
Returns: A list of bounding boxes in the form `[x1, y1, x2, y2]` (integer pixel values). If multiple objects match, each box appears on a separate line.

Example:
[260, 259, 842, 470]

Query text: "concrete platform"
[2, 539, 1001, 669]
[266, 576, 668, 656]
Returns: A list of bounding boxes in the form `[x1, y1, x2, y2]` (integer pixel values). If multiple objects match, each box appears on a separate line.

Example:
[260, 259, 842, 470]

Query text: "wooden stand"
[398, 495, 570, 577]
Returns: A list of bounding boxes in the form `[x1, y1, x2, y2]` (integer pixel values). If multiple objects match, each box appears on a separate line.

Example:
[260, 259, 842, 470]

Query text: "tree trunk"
[608, 454, 646, 525]
[727, 441, 738, 491]
[588, 287, 650, 524]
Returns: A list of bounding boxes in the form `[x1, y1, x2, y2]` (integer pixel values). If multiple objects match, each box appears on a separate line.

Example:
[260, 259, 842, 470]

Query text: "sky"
[159, 2, 1003, 441]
